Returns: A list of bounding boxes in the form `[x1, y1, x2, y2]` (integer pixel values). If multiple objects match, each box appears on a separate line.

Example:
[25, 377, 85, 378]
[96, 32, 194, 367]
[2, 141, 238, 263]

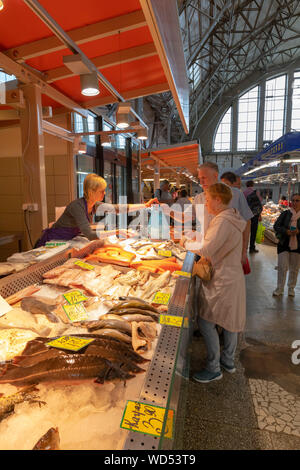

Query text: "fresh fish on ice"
[32, 427, 60, 450]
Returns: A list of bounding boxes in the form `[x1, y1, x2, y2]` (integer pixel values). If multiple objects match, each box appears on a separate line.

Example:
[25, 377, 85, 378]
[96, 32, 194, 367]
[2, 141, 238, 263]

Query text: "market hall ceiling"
[146, 0, 300, 144]
[0, 0, 189, 132]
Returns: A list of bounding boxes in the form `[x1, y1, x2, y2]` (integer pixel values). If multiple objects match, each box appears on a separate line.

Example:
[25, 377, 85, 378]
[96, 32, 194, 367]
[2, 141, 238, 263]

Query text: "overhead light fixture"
[100, 134, 112, 147]
[282, 158, 300, 163]
[137, 127, 148, 140]
[116, 102, 131, 129]
[243, 160, 280, 175]
[0, 1, 4, 11]
[116, 113, 130, 129]
[80, 72, 99, 96]
[78, 141, 87, 154]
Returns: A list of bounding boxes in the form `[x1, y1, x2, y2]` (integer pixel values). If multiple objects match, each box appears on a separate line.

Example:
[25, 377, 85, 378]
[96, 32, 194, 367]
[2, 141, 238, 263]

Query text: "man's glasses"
[292, 199, 300, 202]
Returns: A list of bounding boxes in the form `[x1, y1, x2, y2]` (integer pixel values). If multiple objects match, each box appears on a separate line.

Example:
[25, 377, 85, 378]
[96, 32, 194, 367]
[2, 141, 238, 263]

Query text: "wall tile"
[53, 155, 69, 175]
[0, 157, 20, 176]
[0, 213, 23, 231]
[54, 175, 70, 195]
[0, 195, 23, 213]
[55, 194, 70, 207]
[0, 176, 22, 195]
[46, 175, 55, 195]
[45, 155, 54, 175]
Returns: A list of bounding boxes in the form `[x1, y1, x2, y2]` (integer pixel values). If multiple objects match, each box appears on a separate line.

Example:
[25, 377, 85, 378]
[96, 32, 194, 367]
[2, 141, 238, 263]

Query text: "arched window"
[264, 75, 286, 141]
[237, 86, 258, 151]
[213, 107, 232, 152]
[291, 71, 300, 131]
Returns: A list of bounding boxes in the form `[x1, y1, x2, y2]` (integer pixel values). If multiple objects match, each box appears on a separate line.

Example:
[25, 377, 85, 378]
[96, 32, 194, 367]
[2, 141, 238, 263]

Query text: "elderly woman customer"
[191, 183, 247, 383]
[273, 193, 300, 297]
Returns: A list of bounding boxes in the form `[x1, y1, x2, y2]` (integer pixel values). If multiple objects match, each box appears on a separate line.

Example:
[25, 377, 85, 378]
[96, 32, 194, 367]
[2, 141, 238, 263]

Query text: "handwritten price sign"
[152, 292, 171, 305]
[174, 271, 191, 278]
[121, 401, 174, 439]
[63, 290, 88, 305]
[159, 314, 183, 328]
[158, 250, 172, 258]
[62, 302, 88, 322]
[46, 336, 94, 352]
[74, 260, 95, 271]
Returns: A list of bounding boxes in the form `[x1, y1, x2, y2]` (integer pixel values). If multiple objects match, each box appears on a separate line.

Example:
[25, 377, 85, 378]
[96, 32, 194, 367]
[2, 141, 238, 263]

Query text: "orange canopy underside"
[0, 0, 167, 109]
[142, 143, 200, 177]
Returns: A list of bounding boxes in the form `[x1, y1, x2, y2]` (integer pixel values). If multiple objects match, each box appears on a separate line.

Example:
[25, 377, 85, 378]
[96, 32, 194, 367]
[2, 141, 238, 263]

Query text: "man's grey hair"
[160, 179, 169, 188]
[197, 162, 219, 173]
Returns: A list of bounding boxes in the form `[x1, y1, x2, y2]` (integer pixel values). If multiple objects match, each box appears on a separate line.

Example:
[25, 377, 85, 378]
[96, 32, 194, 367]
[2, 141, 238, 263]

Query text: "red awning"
[0, 0, 189, 131]
[141, 141, 201, 179]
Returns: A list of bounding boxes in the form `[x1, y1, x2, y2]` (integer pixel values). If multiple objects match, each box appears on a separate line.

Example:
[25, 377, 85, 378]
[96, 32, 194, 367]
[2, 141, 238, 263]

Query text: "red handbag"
[242, 257, 251, 275]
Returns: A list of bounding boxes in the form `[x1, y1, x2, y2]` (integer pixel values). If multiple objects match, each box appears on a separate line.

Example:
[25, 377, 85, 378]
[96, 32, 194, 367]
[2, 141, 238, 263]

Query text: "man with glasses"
[273, 193, 300, 297]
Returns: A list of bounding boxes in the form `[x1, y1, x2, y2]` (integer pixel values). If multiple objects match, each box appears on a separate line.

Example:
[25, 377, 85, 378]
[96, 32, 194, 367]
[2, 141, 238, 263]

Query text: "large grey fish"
[80, 319, 132, 335]
[0, 354, 135, 387]
[21, 297, 59, 323]
[109, 308, 159, 322]
[109, 300, 159, 314]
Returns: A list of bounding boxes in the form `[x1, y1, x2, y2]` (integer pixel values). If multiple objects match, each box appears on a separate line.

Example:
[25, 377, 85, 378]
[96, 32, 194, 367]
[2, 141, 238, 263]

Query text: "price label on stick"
[62, 302, 88, 322]
[46, 336, 94, 352]
[159, 314, 183, 328]
[158, 250, 172, 258]
[74, 260, 95, 271]
[63, 290, 88, 305]
[174, 270, 191, 278]
[120, 400, 174, 439]
[152, 292, 171, 305]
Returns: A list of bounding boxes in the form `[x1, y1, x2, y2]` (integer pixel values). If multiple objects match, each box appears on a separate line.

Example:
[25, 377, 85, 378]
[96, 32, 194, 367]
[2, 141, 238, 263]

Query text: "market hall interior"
[181, 242, 300, 450]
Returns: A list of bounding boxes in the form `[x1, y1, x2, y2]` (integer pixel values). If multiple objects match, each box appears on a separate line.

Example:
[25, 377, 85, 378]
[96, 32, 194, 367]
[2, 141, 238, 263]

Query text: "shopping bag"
[242, 257, 251, 275]
[192, 257, 213, 281]
[256, 222, 265, 244]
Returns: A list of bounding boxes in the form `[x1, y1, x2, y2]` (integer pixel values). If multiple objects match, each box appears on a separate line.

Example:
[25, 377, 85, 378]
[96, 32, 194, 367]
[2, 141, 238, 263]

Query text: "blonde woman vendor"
[189, 183, 247, 384]
[35, 173, 158, 247]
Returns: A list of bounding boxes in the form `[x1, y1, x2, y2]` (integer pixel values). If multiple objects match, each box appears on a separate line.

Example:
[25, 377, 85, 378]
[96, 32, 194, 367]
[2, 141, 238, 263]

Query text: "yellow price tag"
[63, 290, 88, 305]
[159, 314, 183, 328]
[46, 336, 94, 352]
[158, 250, 172, 258]
[152, 292, 171, 305]
[74, 260, 95, 271]
[174, 270, 191, 278]
[62, 302, 88, 322]
[120, 401, 174, 439]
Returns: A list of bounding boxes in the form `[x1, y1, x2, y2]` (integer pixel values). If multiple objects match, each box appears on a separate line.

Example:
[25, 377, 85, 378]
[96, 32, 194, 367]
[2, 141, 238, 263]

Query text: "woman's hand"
[286, 229, 299, 236]
[145, 198, 159, 208]
[179, 236, 187, 248]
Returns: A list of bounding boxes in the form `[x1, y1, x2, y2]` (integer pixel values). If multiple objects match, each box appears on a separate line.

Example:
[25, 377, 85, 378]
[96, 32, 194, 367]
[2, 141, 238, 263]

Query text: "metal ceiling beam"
[23, 0, 125, 103]
[0, 51, 89, 118]
[45, 43, 157, 83]
[187, 0, 232, 67]
[5, 10, 146, 61]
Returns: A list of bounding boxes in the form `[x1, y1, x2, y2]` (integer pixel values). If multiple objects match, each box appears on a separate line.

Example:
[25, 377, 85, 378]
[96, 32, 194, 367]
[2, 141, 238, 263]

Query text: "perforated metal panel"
[0, 250, 71, 299]
[123, 251, 195, 450]
[0, 240, 106, 299]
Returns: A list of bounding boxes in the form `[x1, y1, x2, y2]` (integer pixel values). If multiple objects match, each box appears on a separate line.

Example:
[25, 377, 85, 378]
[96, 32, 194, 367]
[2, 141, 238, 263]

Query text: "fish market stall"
[0, 236, 194, 450]
[261, 202, 282, 244]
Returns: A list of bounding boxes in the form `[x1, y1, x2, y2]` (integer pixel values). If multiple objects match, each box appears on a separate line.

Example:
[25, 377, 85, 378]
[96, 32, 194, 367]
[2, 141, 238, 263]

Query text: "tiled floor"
[180, 243, 300, 450]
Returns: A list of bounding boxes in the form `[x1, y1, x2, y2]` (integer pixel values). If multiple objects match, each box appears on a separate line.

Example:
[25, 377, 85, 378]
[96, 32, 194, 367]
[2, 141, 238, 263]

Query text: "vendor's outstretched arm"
[160, 203, 194, 224]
